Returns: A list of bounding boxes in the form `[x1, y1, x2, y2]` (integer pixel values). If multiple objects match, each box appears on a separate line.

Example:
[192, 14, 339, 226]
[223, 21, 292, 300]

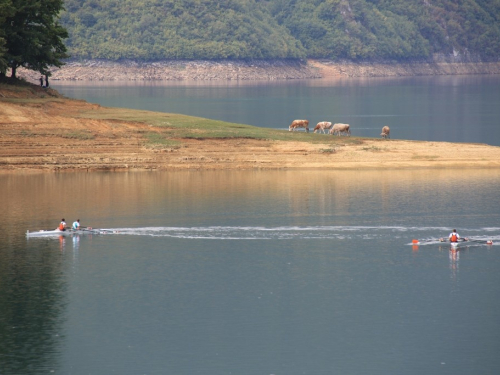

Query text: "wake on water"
[98, 226, 500, 243]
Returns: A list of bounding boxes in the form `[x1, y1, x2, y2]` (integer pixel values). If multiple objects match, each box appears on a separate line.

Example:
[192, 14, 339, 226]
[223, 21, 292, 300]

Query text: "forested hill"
[60, 0, 500, 62]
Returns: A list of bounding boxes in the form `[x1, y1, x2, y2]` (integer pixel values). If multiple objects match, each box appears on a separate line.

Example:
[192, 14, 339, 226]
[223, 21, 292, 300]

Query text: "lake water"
[54, 75, 500, 146]
[1, 170, 500, 375]
[2, 77, 500, 374]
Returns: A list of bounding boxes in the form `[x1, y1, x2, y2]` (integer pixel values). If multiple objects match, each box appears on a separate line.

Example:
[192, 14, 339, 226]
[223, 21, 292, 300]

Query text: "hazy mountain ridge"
[60, 0, 500, 62]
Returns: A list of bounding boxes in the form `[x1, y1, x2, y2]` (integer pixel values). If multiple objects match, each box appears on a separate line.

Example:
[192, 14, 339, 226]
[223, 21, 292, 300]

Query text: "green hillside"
[60, 0, 306, 60]
[267, 0, 500, 60]
[59, 0, 500, 61]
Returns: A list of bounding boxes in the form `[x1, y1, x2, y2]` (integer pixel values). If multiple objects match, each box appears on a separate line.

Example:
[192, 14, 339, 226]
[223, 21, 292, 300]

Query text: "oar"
[412, 238, 469, 244]
[99, 229, 119, 234]
[441, 237, 468, 243]
[412, 237, 493, 246]
[412, 238, 440, 245]
[464, 238, 493, 245]
[75, 227, 119, 234]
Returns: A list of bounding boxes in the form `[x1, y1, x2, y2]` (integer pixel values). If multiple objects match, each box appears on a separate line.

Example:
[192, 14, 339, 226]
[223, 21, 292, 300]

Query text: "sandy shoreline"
[1, 83, 499, 172]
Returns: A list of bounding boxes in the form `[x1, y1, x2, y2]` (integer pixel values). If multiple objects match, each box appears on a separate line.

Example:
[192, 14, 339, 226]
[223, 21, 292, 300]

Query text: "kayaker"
[72, 219, 81, 230]
[58, 219, 67, 231]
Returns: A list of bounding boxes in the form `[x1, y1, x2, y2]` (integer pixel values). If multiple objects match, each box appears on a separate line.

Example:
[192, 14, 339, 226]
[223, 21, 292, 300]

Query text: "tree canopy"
[60, 0, 306, 60]
[2, 0, 499, 69]
[265, 0, 500, 61]
[58, 0, 500, 62]
[0, 0, 69, 78]
[0, 0, 15, 73]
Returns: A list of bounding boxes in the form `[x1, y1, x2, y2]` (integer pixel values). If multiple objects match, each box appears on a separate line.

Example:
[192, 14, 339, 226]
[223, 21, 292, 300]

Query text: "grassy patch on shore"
[62, 131, 95, 140]
[0, 80, 63, 99]
[77, 106, 366, 146]
[144, 133, 181, 150]
[1, 81, 365, 146]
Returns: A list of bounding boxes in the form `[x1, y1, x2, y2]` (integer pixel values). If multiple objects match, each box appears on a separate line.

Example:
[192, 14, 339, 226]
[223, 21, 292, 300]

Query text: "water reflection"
[0, 240, 65, 374]
[449, 247, 460, 276]
[2, 169, 500, 229]
[58, 235, 66, 252]
[1, 170, 499, 375]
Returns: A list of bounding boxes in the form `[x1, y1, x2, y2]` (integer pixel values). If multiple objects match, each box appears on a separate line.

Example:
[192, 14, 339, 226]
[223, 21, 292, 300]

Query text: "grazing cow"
[289, 119, 309, 133]
[381, 126, 390, 139]
[329, 123, 350, 136]
[313, 121, 333, 134]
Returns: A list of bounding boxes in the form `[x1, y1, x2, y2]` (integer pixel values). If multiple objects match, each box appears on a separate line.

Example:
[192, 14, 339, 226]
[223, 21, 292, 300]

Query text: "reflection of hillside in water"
[1, 170, 500, 229]
[0, 240, 66, 373]
[1, 170, 499, 373]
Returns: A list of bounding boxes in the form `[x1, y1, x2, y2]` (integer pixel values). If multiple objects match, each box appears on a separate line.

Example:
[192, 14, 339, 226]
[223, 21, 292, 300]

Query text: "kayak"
[26, 228, 117, 237]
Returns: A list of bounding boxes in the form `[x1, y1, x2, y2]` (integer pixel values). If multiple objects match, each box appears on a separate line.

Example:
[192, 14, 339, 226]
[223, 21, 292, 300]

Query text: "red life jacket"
[59, 223, 65, 231]
[450, 234, 458, 242]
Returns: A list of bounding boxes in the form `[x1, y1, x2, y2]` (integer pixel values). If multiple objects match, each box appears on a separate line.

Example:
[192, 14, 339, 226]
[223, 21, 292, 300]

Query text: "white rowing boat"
[26, 228, 117, 237]
[447, 238, 493, 247]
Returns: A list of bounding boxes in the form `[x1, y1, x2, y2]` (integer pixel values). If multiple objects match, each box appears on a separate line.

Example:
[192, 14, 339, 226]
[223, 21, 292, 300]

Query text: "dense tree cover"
[57, 0, 499, 61]
[265, 0, 500, 60]
[60, 0, 306, 60]
[0, 0, 15, 72]
[0, 0, 69, 78]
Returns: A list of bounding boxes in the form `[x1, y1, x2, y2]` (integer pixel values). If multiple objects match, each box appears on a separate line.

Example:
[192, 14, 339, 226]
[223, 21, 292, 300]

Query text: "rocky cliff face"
[16, 59, 500, 83]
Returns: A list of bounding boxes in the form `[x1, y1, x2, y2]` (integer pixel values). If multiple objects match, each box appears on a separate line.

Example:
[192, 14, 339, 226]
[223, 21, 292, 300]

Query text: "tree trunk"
[10, 66, 16, 78]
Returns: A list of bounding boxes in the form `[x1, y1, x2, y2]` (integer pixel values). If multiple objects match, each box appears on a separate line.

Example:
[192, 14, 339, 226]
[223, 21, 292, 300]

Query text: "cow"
[329, 123, 350, 136]
[289, 119, 309, 133]
[313, 121, 333, 134]
[381, 126, 390, 139]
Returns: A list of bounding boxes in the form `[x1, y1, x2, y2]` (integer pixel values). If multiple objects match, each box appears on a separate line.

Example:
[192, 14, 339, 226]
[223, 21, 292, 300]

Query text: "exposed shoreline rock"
[309, 59, 500, 78]
[16, 59, 500, 84]
[18, 60, 321, 82]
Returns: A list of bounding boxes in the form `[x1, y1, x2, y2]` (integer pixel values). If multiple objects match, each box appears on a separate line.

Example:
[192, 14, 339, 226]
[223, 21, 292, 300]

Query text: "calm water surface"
[54, 75, 500, 145]
[1, 170, 500, 375]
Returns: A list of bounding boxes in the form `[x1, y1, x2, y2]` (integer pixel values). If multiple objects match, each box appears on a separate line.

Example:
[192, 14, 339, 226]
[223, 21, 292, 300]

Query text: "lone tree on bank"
[0, 0, 14, 73]
[0, 0, 68, 79]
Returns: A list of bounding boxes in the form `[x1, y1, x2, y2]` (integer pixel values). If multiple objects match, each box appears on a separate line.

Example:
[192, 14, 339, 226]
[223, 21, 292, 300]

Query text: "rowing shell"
[412, 238, 493, 247]
[448, 239, 493, 247]
[26, 228, 117, 237]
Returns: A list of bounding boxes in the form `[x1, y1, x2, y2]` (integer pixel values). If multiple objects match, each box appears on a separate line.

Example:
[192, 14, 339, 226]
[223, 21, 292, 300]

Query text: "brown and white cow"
[289, 119, 309, 133]
[381, 126, 390, 139]
[313, 121, 333, 134]
[329, 123, 350, 136]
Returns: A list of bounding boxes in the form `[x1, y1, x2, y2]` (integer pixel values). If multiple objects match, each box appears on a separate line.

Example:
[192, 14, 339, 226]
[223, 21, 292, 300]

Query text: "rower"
[440, 229, 468, 243]
[449, 229, 460, 243]
[72, 219, 81, 230]
[58, 218, 67, 231]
